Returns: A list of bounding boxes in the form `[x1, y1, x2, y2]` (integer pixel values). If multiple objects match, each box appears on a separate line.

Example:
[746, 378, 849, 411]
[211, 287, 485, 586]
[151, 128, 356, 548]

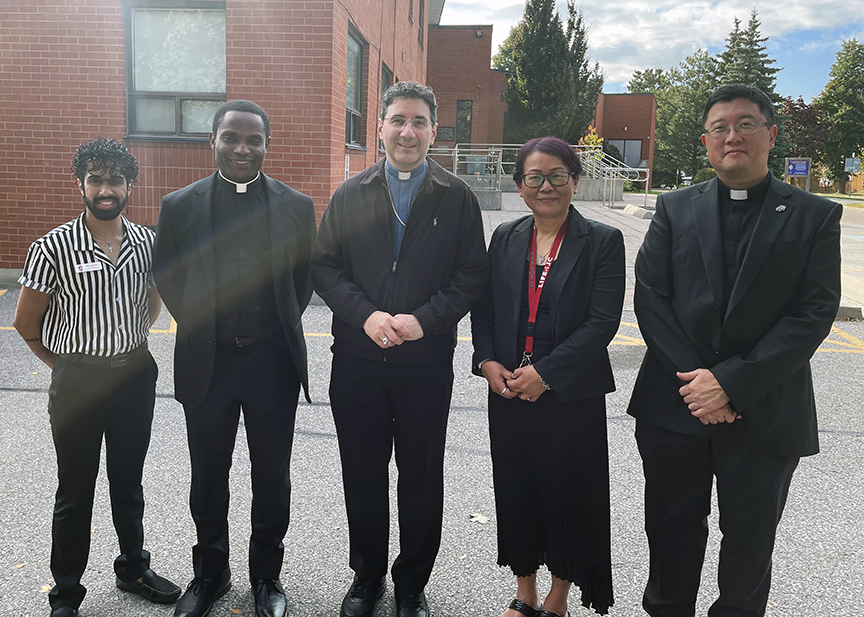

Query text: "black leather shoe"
[340, 575, 385, 617]
[395, 588, 429, 617]
[49, 608, 79, 617]
[251, 578, 287, 617]
[173, 568, 232, 617]
[117, 568, 182, 603]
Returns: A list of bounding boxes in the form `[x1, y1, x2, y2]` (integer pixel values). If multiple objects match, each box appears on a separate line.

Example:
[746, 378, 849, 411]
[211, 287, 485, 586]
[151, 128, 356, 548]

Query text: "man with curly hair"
[14, 138, 180, 617]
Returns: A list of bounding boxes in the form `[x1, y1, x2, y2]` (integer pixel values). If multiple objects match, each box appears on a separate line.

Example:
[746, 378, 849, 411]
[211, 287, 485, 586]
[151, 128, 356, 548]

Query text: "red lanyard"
[521, 213, 570, 367]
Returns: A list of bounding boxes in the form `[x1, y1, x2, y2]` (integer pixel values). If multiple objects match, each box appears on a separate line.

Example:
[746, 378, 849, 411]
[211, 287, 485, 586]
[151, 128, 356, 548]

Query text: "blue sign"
[845, 158, 861, 173]
[787, 159, 810, 176]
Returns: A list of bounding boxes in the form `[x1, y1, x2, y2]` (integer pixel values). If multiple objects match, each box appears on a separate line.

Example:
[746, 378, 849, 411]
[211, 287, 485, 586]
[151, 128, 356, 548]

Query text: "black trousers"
[636, 420, 799, 617]
[329, 350, 453, 593]
[183, 336, 300, 579]
[47, 349, 157, 611]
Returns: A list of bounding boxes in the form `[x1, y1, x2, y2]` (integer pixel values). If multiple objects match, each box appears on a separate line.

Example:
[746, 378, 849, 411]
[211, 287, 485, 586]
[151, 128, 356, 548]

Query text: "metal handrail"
[428, 143, 650, 208]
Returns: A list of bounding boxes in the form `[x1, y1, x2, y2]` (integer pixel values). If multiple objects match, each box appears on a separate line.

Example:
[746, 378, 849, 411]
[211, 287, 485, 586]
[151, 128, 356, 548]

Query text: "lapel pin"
[433, 217, 438, 227]
[775, 205, 786, 212]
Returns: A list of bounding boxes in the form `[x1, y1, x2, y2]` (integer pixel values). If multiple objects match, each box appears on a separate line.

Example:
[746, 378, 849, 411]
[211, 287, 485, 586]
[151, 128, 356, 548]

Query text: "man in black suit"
[628, 84, 842, 617]
[311, 82, 487, 617]
[153, 100, 316, 617]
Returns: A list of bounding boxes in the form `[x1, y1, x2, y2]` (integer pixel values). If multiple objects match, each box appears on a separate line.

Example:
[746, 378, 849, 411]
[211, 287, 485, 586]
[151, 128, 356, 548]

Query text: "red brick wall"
[0, 0, 428, 269]
[427, 25, 497, 145]
[595, 93, 657, 177]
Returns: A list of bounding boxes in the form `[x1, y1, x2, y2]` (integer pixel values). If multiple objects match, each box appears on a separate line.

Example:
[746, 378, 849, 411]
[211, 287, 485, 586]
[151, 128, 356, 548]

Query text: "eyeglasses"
[383, 115, 431, 131]
[521, 172, 575, 188]
[703, 121, 771, 138]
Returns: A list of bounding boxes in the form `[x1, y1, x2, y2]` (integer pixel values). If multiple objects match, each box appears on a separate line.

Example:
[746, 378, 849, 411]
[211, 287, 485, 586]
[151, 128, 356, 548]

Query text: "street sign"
[845, 158, 861, 173]
[787, 159, 810, 177]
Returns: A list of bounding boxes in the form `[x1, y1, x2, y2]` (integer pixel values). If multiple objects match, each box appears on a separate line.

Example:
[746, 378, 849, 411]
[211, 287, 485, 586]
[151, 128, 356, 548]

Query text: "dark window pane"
[347, 34, 363, 113]
[456, 100, 472, 144]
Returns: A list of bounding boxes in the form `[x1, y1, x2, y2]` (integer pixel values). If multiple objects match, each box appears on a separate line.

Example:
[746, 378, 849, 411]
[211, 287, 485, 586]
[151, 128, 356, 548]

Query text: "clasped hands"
[481, 360, 547, 402]
[363, 310, 424, 348]
[677, 368, 742, 425]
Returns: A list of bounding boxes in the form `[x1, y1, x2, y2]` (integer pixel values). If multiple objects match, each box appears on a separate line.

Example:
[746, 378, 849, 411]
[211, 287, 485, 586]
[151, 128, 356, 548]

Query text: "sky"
[439, 0, 864, 102]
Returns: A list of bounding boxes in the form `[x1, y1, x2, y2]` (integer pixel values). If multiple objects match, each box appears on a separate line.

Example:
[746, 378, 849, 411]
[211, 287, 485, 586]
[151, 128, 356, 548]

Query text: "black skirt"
[488, 388, 614, 615]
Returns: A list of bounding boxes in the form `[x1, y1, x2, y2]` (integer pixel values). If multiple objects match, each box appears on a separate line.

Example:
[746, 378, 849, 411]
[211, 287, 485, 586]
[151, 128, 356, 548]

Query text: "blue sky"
[439, 1, 864, 102]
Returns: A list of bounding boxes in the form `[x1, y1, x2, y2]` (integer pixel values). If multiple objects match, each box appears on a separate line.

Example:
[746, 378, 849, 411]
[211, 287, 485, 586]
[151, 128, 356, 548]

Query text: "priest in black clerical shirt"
[153, 100, 316, 617]
[628, 84, 842, 617]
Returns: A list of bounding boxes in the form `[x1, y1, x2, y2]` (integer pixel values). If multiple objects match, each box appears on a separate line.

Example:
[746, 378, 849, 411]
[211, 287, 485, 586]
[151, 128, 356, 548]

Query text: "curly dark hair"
[71, 137, 139, 184]
[212, 99, 271, 138]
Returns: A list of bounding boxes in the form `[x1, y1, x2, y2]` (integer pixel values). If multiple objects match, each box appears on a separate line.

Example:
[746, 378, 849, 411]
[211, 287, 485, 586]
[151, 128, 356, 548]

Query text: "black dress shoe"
[395, 588, 429, 617]
[173, 568, 232, 617]
[117, 568, 182, 603]
[340, 574, 385, 617]
[49, 608, 79, 617]
[251, 578, 287, 617]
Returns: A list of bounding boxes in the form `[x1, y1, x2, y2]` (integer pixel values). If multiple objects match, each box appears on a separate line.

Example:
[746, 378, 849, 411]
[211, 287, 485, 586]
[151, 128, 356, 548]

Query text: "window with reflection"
[124, 1, 226, 139]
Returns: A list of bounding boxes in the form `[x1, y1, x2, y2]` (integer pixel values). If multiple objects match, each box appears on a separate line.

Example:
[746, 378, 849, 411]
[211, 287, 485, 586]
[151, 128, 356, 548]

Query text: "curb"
[624, 204, 653, 219]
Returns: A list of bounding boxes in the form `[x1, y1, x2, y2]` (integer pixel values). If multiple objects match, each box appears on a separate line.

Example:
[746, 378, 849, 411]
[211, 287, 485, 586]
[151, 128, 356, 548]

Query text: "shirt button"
[118, 324, 125, 329]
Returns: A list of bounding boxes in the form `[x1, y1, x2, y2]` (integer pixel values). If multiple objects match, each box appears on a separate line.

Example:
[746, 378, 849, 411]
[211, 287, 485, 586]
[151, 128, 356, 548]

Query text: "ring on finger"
[382, 337, 388, 345]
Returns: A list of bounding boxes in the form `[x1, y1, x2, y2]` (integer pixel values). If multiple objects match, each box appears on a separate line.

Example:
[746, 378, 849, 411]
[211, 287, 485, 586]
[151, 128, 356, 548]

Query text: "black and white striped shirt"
[19, 213, 155, 356]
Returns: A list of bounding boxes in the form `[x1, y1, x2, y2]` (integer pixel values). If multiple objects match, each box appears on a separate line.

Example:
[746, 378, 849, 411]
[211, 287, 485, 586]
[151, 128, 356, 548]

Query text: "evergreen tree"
[815, 39, 864, 190]
[716, 10, 786, 175]
[500, 0, 603, 143]
[627, 68, 666, 94]
[629, 50, 716, 186]
[492, 24, 523, 73]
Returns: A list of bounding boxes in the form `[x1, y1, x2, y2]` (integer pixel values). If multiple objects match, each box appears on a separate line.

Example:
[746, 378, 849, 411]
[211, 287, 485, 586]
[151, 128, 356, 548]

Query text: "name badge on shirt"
[76, 261, 102, 273]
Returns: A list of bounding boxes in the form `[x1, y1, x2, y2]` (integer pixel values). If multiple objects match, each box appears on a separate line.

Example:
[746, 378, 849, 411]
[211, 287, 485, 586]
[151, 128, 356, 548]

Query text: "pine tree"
[500, 0, 603, 143]
[716, 10, 786, 175]
[815, 39, 864, 190]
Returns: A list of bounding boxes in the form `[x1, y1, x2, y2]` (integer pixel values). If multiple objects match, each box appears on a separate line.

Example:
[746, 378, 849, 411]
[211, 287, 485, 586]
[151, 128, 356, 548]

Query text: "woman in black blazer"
[471, 137, 625, 617]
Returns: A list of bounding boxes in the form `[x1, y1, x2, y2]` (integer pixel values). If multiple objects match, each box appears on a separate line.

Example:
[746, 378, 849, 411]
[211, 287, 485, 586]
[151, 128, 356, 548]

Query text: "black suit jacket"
[471, 206, 626, 402]
[627, 176, 842, 457]
[152, 173, 316, 407]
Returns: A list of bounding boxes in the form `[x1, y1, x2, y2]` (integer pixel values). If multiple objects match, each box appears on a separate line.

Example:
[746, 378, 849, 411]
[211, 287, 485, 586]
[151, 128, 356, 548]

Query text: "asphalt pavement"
[1, 196, 863, 617]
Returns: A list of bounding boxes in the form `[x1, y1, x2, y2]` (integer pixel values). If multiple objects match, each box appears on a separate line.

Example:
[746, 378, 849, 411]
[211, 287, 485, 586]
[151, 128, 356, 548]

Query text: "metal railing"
[428, 143, 650, 208]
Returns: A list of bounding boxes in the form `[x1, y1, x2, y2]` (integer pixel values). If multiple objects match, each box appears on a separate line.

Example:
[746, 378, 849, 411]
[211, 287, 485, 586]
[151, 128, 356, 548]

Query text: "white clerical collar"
[218, 170, 260, 193]
[386, 160, 426, 182]
[730, 189, 748, 200]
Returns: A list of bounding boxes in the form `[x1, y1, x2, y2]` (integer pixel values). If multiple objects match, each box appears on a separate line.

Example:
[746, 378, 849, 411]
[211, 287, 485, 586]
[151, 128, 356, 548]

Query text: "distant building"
[593, 93, 657, 180]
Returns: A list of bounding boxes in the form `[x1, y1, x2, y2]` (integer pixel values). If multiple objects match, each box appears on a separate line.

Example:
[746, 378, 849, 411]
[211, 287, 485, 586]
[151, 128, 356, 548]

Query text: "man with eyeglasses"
[311, 81, 487, 617]
[628, 83, 841, 616]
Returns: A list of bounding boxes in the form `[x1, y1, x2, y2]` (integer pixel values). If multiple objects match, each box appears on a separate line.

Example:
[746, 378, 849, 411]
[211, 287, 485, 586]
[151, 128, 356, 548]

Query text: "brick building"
[0, 0, 440, 269]
[426, 25, 507, 146]
[593, 93, 657, 177]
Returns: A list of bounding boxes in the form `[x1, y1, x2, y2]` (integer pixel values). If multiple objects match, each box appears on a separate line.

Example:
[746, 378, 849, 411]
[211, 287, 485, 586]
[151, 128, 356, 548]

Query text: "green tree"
[492, 24, 523, 73]
[781, 96, 826, 163]
[716, 10, 786, 175]
[629, 50, 717, 186]
[627, 68, 666, 94]
[815, 39, 864, 191]
[500, 0, 603, 143]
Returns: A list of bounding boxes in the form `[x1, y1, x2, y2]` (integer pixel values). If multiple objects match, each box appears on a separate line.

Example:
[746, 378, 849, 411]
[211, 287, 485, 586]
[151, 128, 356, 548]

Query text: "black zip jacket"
[310, 157, 488, 363]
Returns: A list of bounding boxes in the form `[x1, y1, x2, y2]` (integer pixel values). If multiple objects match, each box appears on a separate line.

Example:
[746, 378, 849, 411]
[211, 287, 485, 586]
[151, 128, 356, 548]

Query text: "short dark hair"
[380, 81, 438, 125]
[702, 84, 775, 126]
[71, 137, 139, 185]
[212, 99, 271, 138]
[513, 137, 582, 185]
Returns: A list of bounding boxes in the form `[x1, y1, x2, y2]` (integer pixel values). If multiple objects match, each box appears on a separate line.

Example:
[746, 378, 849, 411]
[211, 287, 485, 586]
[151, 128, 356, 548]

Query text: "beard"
[83, 194, 127, 221]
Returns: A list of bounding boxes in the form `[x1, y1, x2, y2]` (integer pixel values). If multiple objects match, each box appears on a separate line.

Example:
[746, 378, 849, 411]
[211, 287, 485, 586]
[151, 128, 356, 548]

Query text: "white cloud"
[439, 0, 864, 89]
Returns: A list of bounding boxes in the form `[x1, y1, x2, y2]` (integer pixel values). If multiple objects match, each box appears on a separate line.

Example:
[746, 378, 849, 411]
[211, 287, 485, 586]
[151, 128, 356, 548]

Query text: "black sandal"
[508, 598, 540, 617]
[535, 610, 571, 617]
